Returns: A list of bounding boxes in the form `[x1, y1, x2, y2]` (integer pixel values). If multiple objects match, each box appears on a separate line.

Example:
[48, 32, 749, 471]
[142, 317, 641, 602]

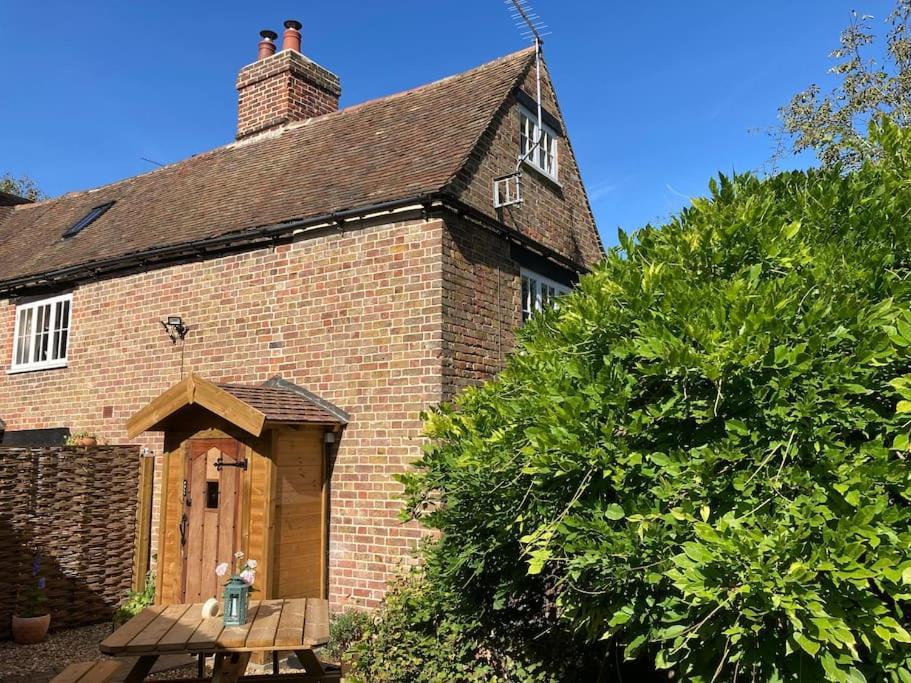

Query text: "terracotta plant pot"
[11, 614, 51, 644]
[77, 436, 97, 447]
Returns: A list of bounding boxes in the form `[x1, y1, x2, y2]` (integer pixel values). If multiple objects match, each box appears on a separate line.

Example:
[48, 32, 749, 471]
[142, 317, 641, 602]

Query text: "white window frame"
[9, 293, 72, 373]
[521, 268, 570, 322]
[518, 105, 559, 182]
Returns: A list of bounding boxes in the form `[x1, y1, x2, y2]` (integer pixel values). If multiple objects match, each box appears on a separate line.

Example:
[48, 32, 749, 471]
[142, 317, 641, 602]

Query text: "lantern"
[222, 576, 250, 626]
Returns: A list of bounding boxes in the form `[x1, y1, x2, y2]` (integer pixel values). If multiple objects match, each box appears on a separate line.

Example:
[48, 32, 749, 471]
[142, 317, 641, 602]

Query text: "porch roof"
[125, 373, 347, 439]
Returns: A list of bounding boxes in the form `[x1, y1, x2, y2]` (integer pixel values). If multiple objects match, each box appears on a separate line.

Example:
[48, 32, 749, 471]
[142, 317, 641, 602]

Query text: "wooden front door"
[181, 438, 245, 602]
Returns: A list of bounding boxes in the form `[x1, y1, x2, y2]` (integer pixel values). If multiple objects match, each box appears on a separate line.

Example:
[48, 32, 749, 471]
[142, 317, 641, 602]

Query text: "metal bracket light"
[160, 315, 190, 344]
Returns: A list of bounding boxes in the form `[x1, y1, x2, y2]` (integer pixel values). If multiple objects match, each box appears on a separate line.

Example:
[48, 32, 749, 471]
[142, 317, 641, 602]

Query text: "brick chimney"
[236, 20, 341, 140]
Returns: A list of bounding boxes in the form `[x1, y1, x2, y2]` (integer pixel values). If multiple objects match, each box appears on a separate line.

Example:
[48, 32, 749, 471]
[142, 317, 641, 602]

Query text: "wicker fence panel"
[0, 446, 141, 639]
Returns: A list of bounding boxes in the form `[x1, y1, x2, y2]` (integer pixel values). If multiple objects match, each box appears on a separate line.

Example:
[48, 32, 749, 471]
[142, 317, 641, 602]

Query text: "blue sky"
[0, 1, 895, 248]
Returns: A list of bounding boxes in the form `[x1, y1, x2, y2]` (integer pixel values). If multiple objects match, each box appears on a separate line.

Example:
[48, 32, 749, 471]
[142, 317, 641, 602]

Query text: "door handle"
[179, 513, 188, 547]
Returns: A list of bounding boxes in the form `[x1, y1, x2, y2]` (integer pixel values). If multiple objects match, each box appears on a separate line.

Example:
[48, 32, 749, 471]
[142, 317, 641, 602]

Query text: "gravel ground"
[0, 623, 197, 682]
[0, 624, 338, 682]
[0, 623, 113, 680]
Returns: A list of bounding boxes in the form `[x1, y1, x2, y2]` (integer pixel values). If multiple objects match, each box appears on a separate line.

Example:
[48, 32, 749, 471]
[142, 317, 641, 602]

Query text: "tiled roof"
[0, 48, 535, 288]
[217, 382, 347, 425]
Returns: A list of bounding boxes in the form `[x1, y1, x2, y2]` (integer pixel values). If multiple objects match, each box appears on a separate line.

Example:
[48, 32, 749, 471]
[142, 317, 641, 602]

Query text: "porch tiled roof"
[217, 382, 347, 425]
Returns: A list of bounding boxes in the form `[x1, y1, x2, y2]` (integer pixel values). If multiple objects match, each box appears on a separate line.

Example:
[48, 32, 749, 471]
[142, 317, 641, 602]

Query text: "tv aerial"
[494, 0, 551, 209]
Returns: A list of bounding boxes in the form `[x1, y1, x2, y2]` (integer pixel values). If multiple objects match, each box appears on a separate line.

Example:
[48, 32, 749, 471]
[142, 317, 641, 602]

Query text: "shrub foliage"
[350, 571, 587, 682]
[388, 121, 911, 682]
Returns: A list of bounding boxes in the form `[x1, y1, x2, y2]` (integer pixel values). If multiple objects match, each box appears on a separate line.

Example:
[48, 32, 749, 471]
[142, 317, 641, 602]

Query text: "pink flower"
[215, 562, 229, 577]
[240, 569, 256, 585]
[246, 559, 258, 569]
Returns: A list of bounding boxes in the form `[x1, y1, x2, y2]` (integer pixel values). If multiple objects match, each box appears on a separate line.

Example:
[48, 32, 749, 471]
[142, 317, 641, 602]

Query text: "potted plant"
[12, 552, 50, 644]
[216, 552, 257, 626]
[66, 431, 98, 447]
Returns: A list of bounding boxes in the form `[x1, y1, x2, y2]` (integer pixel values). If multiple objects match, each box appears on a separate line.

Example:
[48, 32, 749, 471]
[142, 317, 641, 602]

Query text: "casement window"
[519, 106, 558, 181]
[521, 268, 570, 322]
[10, 294, 72, 372]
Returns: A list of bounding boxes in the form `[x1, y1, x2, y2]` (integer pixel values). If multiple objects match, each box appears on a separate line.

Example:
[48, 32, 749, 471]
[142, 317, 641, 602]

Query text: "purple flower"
[215, 562, 229, 577]
[31, 554, 42, 577]
[239, 569, 255, 586]
[37, 577, 46, 590]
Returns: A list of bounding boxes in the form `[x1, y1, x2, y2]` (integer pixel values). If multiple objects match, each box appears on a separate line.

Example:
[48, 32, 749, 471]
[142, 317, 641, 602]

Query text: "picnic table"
[99, 598, 336, 682]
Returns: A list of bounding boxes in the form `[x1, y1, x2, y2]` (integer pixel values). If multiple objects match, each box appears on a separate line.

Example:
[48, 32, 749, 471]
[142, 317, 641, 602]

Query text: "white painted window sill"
[7, 360, 69, 375]
[520, 159, 562, 188]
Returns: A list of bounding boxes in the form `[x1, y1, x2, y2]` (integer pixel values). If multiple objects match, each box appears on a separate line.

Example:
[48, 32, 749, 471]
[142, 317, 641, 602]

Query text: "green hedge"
[357, 120, 911, 682]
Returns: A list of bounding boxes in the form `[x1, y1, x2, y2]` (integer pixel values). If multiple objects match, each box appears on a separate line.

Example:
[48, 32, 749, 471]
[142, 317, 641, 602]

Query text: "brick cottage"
[0, 21, 603, 610]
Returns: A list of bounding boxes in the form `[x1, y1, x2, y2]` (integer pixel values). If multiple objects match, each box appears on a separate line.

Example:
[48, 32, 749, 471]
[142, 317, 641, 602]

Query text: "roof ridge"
[298, 46, 536, 125]
[12, 47, 537, 212]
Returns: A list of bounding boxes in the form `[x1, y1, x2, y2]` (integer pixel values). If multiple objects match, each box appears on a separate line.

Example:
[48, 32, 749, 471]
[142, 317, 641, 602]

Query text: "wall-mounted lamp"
[160, 315, 190, 344]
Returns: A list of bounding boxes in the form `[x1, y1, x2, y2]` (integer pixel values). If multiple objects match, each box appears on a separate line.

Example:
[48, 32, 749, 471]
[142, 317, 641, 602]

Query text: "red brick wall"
[0, 217, 442, 610]
[450, 59, 604, 269]
[441, 215, 519, 400]
[236, 50, 341, 139]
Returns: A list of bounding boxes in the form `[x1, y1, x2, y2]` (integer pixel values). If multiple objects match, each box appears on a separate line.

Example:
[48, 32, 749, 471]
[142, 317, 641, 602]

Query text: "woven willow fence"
[0, 446, 142, 638]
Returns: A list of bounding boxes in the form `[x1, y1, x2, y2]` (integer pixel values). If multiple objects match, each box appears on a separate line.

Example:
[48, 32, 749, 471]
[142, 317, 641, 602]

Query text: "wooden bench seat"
[51, 660, 121, 683]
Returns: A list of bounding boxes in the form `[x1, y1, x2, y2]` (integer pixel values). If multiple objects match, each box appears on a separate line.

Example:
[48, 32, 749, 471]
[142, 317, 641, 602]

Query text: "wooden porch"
[126, 374, 348, 606]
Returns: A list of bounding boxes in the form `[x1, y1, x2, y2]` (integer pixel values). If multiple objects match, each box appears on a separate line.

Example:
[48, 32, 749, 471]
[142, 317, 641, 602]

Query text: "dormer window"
[519, 106, 558, 181]
[10, 294, 72, 373]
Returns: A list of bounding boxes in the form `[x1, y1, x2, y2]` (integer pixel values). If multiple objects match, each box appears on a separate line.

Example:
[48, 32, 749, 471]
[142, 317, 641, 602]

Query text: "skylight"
[63, 201, 115, 239]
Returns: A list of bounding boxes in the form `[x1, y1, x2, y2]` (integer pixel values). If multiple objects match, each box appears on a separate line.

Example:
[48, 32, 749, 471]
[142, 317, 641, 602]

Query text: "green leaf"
[527, 547, 551, 575]
[783, 220, 801, 239]
[681, 543, 714, 564]
[650, 453, 671, 467]
[843, 383, 870, 394]
[605, 503, 625, 521]
[794, 633, 820, 656]
[624, 634, 647, 659]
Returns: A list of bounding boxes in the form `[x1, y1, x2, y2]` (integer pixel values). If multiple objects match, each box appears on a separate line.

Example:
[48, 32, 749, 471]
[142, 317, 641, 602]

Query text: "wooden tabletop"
[100, 599, 329, 656]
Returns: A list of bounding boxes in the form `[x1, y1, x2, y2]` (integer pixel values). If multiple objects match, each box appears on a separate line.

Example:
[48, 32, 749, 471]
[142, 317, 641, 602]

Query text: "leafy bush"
[113, 568, 155, 627]
[397, 120, 911, 682]
[349, 569, 602, 682]
[323, 609, 370, 663]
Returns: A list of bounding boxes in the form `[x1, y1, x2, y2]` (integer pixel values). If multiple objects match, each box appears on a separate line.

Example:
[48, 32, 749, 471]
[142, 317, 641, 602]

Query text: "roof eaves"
[0, 192, 435, 297]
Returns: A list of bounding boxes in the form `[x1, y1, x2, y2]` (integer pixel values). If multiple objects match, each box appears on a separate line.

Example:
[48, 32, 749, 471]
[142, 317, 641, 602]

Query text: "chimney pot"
[257, 30, 278, 60]
[282, 19, 302, 52]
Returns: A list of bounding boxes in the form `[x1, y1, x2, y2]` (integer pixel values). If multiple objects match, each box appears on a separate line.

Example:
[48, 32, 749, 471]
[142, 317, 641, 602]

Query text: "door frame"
[155, 422, 272, 606]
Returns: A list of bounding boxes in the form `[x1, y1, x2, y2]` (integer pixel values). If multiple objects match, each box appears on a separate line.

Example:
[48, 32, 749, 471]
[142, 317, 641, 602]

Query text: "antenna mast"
[508, 0, 549, 167]
[494, 0, 551, 209]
